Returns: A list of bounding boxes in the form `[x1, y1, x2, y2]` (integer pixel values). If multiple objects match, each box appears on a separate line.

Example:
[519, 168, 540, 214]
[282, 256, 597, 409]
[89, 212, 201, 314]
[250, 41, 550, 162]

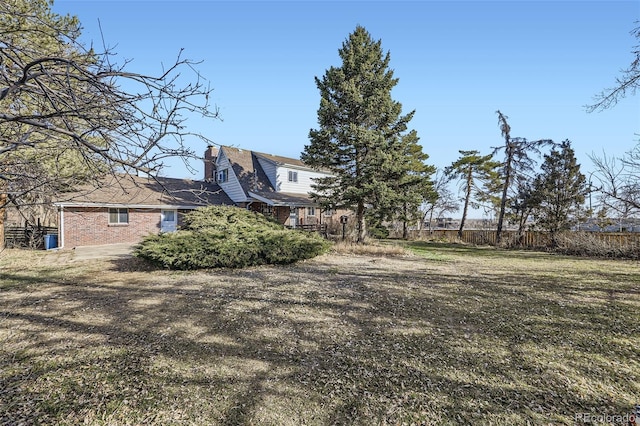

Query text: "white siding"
[277, 166, 330, 194]
[256, 157, 278, 188]
[216, 150, 248, 203]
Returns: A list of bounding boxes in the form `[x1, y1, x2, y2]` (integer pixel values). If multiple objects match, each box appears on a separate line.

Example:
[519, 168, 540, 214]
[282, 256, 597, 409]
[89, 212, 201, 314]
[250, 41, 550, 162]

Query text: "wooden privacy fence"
[4, 225, 58, 249]
[394, 229, 640, 249]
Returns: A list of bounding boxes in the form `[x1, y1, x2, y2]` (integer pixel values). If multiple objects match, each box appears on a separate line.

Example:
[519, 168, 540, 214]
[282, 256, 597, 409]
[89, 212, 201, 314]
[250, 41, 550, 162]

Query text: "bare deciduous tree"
[1, 0, 219, 246]
[590, 151, 640, 215]
[586, 23, 640, 112]
[586, 22, 640, 220]
[419, 170, 459, 233]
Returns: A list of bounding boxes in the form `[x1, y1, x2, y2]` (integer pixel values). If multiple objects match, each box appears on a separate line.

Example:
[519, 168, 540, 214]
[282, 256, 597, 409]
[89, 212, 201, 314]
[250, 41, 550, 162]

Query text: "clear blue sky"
[53, 0, 639, 187]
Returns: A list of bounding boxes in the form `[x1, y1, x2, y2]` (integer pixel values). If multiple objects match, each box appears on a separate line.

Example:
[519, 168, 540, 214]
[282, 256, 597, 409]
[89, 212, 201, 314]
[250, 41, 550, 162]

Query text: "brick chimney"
[204, 146, 218, 181]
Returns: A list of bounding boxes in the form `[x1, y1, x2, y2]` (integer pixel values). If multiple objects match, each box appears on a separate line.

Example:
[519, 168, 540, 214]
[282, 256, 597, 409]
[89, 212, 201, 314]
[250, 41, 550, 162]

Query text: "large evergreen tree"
[531, 140, 587, 246]
[445, 150, 500, 238]
[302, 26, 430, 242]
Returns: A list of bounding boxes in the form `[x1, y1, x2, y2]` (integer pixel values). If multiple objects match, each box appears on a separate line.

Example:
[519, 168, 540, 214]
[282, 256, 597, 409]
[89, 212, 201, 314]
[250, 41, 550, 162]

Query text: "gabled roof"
[253, 150, 331, 174]
[54, 174, 233, 208]
[253, 151, 309, 169]
[220, 146, 272, 193]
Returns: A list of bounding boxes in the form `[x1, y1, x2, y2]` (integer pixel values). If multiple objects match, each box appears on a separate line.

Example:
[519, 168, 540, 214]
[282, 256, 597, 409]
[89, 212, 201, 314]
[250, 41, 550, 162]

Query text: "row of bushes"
[470, 231, 639, 259]
[394, 229, 640, 260]
[135, 206, 331, 270]
[552, 232, 640, 260]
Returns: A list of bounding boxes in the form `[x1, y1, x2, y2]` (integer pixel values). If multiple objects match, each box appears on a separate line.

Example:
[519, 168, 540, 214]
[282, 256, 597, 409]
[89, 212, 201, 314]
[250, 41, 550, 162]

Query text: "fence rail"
[287, 223, 329, 236]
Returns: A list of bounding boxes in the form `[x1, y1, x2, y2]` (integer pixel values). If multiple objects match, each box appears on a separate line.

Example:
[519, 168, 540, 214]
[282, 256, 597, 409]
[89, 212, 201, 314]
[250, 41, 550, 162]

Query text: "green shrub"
[134, 206, 331, 269]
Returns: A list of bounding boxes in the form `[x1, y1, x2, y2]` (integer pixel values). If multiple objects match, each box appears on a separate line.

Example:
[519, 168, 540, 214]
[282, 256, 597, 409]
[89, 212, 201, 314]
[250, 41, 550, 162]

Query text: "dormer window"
[288, 171, 298, 183]
[217, 168, 228, 183]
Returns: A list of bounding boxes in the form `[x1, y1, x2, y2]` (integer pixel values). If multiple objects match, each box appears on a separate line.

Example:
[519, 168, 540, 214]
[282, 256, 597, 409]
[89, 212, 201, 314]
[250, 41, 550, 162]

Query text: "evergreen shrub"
[134, 206, 331, 269]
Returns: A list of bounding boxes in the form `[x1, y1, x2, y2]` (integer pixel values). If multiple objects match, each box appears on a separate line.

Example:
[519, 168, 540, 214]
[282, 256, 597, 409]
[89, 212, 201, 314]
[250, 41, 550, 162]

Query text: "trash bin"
[44, 234, 58, 250]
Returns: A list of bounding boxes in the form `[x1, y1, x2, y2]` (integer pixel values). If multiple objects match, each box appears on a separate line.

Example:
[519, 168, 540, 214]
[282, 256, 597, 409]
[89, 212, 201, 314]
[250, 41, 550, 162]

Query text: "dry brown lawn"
[1, 242, 639, 425]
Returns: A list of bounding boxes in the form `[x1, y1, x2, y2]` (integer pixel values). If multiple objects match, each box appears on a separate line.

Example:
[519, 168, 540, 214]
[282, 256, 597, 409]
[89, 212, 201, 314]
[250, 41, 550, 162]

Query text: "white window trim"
[217, 168, 229, 183]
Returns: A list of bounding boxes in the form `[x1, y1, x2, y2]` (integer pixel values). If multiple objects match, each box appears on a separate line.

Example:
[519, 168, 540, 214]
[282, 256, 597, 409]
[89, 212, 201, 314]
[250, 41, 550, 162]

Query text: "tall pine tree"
[531, 140, 587, 246]
[302, 26, 431, 242]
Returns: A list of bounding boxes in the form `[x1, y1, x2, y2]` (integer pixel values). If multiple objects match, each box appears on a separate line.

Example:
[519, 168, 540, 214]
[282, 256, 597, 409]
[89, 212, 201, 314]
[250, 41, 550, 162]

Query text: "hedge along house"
[53, 174, 233, 248]
[204, 146, 340, 229]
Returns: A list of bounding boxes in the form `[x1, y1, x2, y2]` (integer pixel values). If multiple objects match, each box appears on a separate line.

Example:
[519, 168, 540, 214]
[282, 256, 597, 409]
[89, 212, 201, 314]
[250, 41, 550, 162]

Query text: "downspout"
[58, 205, 64, 249]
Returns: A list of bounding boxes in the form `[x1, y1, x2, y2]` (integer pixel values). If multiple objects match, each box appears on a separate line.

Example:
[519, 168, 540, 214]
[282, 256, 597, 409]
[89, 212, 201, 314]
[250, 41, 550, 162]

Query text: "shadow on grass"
[1, 250, 639, 425]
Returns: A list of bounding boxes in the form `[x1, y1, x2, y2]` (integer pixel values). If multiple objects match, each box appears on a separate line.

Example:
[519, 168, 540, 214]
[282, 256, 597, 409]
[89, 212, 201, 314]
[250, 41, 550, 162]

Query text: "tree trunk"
[0, 182, 6, 249]
[458, 167, 472, 239]
[496, 143, 514, 244]
[428, 209, 434, 234]
[402, 203, 408, 240]
[356, 201, 366, 243]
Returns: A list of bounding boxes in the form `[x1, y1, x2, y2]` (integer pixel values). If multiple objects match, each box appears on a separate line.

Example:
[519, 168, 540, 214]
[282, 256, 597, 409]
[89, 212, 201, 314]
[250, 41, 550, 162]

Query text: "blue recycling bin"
[44, 234, 58, 250]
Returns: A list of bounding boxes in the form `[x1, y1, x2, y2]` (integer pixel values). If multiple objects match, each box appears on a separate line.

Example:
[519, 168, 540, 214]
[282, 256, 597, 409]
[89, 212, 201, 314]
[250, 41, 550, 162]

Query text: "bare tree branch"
[589, 150, 640, 214]
[586, 23, 640, 112]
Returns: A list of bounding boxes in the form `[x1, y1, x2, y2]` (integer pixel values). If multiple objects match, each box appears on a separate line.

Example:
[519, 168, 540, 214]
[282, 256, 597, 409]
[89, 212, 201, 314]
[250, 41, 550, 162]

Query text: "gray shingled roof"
[252, 151, 308, 169]
[220, 146, 274, 197]
[220, 146, 321, 206]
[54, 174, 233, 208]
[248, 190, 316, 206]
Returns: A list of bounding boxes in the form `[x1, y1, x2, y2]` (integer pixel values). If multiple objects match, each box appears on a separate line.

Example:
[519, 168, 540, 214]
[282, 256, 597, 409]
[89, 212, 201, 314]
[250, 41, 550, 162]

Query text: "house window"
[323, 209, 335, 217]
[162, 210, 176, 222]
[307, 207, 316, 216]
[108, 208, 129, 224]
[217, 168, 228, 183]
[288, 171, 298, 183]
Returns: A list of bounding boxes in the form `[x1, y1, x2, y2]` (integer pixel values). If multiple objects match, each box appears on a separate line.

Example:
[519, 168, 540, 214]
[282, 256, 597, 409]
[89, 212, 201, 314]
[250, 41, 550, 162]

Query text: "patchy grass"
[1, 244, 639, 425]
[331, 240, 410, 257]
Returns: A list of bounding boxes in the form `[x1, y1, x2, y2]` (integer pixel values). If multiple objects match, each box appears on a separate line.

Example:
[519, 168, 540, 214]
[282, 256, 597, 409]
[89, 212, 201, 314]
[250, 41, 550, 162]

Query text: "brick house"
[53, 174, 232, 248]
[50, 146, 348, 248]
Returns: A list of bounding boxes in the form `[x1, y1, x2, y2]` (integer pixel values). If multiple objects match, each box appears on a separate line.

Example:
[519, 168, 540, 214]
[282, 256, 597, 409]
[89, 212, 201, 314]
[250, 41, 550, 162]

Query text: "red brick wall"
[204, 146, 218, 181]
[62, 207, 162, 248]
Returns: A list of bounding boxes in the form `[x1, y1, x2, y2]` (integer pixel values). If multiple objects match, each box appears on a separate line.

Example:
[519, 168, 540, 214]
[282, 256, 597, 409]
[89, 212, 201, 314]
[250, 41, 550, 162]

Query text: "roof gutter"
[53, 202, 206, 210]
